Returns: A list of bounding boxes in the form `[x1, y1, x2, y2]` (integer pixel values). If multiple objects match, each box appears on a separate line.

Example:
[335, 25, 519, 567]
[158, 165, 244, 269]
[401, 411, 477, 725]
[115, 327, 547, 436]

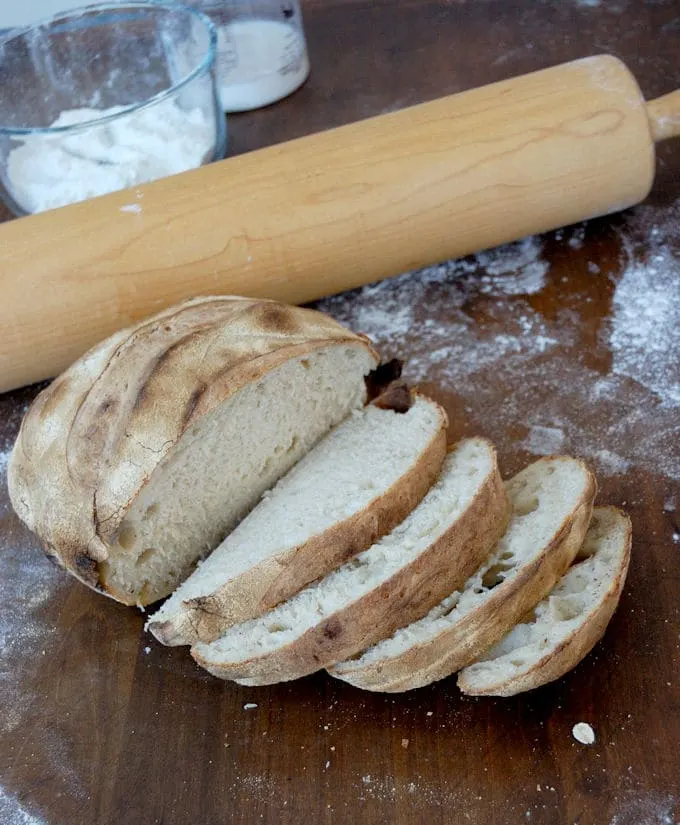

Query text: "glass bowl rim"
[0, 0, 218, 137]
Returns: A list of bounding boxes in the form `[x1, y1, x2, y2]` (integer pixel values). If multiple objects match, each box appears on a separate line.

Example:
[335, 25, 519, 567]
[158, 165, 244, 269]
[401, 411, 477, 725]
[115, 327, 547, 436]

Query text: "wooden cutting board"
[0, 2, 678, 824]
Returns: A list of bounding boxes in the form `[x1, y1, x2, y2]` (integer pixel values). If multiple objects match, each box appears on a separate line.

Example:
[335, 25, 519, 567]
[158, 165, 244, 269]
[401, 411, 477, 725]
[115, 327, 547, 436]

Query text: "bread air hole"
[562, 570, 590, 595]
[143, 503, 159, 521]
[550, 596, 583, 622]
[576, 516, 604, 559]
[575, 544, 595, 562]
[513, 494, 540, 517]
[136, 548, 157, 567]
[117, 524, 137, 551]
[481, 561, 513, 589]
[275, 436, 300, 457]
[266, 622, 289, 633]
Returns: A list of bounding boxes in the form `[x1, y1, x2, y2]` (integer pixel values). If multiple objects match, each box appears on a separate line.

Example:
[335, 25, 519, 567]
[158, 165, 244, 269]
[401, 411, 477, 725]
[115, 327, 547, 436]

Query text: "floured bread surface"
[329, 456, 596, 692]
[458, 507, 631, 696]
[148, 395, 448, 646]
[191, 438, 510, 685]
[8, 296, 378, 605]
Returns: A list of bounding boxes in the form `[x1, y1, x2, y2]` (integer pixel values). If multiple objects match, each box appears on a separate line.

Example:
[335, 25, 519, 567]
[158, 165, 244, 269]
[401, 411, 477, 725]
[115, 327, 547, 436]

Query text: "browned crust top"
[8, 296, 378, 595]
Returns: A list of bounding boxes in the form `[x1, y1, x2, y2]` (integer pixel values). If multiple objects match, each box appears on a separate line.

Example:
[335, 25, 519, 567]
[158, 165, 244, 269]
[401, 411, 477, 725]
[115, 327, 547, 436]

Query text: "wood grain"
[0, 54, 658, 392]
[0, 2, 679, 824]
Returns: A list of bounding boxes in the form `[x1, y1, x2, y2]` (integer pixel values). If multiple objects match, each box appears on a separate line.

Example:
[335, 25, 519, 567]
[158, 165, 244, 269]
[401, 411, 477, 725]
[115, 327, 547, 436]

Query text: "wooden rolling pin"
[1, 54, 679, 392]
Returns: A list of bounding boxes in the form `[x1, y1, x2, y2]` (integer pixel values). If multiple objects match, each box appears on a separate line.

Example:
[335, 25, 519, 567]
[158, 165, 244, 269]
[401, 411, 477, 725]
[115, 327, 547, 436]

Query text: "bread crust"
[190, 439, 511, 684]
[8, 297, 378, 604]
[330, 458, 597, 692]
[457, 506, 631, 697]
[149, 396, 449, 646]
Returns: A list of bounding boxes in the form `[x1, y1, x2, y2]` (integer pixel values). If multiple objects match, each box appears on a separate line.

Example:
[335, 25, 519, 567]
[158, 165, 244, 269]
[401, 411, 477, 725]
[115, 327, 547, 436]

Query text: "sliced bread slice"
[329, 456, 596, 692]
[458, 506, 631, 697]
[190, 438, 510, 685]
[147, 395, 448, 646]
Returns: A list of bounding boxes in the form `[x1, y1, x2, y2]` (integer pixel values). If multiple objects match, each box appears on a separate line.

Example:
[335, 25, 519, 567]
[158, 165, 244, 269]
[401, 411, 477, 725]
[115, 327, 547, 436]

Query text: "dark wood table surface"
[1, 1, 679, 823]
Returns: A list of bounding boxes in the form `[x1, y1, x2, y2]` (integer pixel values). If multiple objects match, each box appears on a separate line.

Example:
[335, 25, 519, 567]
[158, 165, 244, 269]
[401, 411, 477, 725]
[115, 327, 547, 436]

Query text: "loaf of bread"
[329, 457, 596, 691]
[148, 394, 448, 645]
[8, 293, 631, 698]
[191, 438, 510, 685]
[8, 296, 379, 606]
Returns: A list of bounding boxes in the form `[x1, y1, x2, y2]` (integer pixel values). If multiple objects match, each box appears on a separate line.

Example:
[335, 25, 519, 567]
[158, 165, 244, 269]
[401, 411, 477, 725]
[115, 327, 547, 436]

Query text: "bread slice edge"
[191, 438, 511, 685]
[457, 506, 632, 697]
[329, 457, 597, 692]
[148, 396, 448, 645]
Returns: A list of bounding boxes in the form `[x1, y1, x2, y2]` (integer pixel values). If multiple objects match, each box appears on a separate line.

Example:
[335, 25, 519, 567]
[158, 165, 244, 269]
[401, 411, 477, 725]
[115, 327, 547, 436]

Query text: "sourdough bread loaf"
[191, 438, 510, 685]
[8, 296, 379, 606]
[148, 394, 448, 646]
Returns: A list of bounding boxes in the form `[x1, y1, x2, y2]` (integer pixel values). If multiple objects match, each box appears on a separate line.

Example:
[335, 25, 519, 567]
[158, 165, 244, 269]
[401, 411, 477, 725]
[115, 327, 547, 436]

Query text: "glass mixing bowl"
[0, 2, 226, 216]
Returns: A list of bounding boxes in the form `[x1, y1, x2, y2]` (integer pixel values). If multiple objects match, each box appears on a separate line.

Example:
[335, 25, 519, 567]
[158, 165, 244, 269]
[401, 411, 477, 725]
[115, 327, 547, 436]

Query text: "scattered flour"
[0, 788, 46, 825]
[610, 791, 678, 825]
[474, 238, 549, 296]
[319, 235, 557, 385]
[316, 201, 680, 482]
[610, 240, 680, 407]
[520, 425, 566, 455]
[6, 99, 216, 214]
[0, 421, 86, 814]
[572, 722, 596, 745]
[0, 544, 63, 735]
[594, 449, 631, 476]
[568, 225, 586, 249]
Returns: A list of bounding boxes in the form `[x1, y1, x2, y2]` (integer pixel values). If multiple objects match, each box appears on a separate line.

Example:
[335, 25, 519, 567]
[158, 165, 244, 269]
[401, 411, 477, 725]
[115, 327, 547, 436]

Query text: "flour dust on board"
[316, 199, 680, 482]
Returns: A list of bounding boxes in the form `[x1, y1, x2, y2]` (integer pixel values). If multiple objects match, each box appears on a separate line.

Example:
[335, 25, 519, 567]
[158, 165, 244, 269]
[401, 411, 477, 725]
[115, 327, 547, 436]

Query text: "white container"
[195, 1, 310, 112]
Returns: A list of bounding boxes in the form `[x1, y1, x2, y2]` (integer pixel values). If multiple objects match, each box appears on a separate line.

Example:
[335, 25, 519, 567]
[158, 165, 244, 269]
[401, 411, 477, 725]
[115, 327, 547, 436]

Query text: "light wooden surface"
[0, 2, 679, 824]
[0, 55, 660, 392]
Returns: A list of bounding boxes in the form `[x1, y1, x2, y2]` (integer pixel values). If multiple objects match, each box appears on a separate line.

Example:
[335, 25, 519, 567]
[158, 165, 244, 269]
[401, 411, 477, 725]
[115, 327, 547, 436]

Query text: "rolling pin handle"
[646, 90, 680, 142]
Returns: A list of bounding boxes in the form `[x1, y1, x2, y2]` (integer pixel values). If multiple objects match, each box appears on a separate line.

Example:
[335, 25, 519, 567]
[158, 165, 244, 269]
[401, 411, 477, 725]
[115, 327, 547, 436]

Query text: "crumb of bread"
[572, 722, 596, 744]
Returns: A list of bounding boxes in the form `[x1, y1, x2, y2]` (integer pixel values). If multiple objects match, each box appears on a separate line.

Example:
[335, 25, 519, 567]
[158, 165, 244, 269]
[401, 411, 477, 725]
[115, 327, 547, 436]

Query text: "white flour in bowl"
[5, 98, 216, 213]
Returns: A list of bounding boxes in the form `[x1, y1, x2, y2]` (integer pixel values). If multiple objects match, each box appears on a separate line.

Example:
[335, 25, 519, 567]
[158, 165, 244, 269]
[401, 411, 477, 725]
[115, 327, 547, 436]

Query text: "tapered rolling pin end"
[647, 90, 680, 142]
